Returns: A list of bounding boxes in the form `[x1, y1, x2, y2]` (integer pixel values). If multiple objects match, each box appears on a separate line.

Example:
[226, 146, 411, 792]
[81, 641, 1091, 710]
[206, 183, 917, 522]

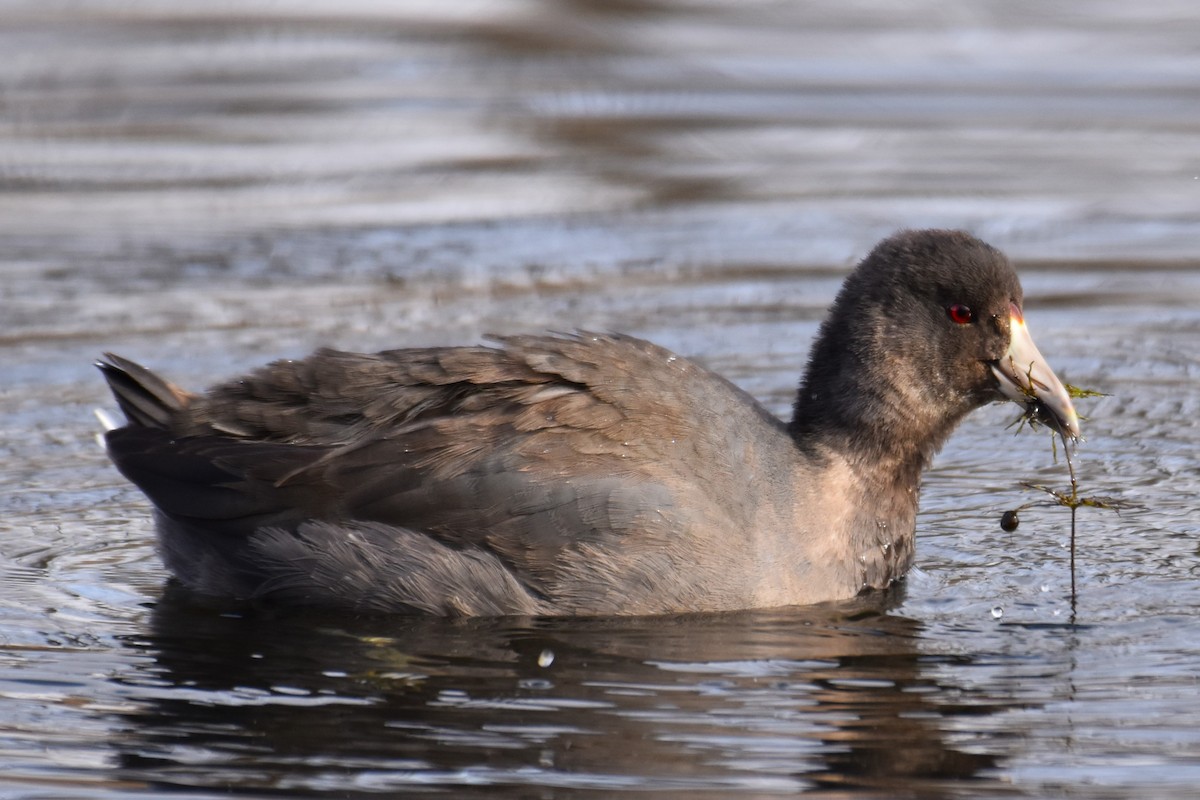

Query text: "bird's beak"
[990, 303, 1080, 440]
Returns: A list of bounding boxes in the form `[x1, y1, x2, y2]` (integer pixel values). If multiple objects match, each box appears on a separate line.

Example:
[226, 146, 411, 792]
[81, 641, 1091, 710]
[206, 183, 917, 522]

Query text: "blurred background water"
[1, 1, 1198, 797]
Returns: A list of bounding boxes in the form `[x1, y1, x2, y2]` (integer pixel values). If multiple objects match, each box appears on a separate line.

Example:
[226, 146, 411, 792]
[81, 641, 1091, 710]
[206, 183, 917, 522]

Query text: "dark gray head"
[792, 229, 1077, 463]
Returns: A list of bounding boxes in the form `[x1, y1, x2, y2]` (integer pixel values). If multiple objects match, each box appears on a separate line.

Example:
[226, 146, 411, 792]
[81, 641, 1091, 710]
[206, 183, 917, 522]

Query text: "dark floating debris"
[999, 509, 1020, 532]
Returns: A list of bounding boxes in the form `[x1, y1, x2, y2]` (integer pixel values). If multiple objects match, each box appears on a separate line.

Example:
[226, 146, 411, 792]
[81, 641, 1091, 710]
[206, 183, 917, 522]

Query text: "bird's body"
[99, 230, 1079, 616]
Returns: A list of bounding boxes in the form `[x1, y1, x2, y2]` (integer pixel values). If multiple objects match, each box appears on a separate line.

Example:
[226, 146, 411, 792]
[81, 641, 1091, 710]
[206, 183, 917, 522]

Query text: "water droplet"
[537, 649, 555, 668]
[990, 606, 1004, 619]
[1040, 584, 1050, 593]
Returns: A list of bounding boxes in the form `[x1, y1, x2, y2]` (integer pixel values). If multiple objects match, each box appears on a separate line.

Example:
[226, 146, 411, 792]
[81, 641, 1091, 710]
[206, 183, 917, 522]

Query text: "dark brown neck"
[789, 342, 970, 590]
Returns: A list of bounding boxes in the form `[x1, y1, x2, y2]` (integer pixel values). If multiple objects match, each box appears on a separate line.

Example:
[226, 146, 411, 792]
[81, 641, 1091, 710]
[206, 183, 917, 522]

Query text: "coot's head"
[813, 229, 1079, 440]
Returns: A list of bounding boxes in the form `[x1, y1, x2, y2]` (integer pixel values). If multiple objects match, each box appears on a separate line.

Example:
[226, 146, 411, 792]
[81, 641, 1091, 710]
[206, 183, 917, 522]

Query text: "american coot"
[99, 229, 1079, 616]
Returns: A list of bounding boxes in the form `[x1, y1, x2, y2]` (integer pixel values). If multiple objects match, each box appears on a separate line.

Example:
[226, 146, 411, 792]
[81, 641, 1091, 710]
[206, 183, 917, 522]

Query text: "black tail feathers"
[97, 353, 190, 429]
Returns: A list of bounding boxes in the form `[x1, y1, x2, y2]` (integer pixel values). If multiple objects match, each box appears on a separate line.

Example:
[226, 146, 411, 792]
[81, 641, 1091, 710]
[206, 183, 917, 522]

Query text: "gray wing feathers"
[102, 333, 768, 613]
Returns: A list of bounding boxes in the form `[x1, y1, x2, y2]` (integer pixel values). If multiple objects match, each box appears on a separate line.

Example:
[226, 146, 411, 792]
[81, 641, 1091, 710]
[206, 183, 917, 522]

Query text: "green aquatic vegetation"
[1001, 383, 1135, 614]
[1064, 383, 1110, 399]
[1004, 383, 1107, 440]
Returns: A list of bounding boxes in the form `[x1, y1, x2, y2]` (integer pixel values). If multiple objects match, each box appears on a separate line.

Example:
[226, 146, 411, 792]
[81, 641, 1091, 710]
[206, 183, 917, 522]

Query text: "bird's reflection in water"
[111, 585, 1005, 797]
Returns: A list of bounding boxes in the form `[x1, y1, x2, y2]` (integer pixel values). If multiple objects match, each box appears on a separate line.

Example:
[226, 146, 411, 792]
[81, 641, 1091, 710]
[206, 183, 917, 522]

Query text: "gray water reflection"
[2, 1, 1200, 798]
[114, 592, 1006, 798]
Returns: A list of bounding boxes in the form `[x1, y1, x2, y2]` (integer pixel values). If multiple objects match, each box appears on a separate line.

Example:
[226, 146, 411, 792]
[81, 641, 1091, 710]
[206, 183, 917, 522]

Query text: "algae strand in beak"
[999, 384, 1133, 616]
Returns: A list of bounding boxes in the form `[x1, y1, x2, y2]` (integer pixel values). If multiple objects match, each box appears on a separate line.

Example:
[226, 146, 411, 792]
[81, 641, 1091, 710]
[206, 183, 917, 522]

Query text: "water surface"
[1, 2, 1198, 797]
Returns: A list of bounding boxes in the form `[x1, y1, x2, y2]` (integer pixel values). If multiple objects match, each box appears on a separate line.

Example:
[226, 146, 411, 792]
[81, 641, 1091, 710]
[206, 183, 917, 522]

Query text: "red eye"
[947, 304, 974, 324]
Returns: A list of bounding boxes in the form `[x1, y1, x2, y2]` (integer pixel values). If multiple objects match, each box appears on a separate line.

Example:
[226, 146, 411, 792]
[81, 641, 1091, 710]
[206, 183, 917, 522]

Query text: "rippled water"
[2, 2, 1198, 797]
